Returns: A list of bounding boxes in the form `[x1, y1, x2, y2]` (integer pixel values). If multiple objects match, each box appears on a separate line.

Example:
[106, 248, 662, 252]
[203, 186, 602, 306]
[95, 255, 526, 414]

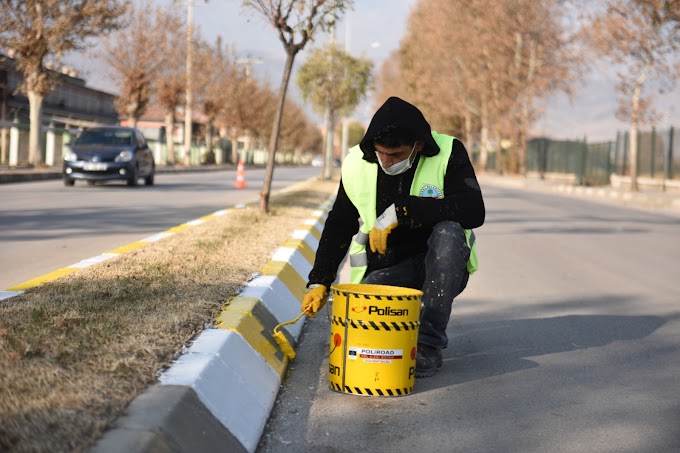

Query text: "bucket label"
[348, 347, 403, 363]
[368, 305, 409, 316]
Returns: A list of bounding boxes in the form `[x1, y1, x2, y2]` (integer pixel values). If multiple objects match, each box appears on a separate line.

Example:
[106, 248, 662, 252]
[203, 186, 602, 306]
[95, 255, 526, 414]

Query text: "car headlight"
[64, 151, 78, 162]
[115, 150, 133, 162]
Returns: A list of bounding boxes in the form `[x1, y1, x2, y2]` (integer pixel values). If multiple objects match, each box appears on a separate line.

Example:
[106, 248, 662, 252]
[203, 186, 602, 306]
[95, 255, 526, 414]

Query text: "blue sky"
[70, 0, 678, 143]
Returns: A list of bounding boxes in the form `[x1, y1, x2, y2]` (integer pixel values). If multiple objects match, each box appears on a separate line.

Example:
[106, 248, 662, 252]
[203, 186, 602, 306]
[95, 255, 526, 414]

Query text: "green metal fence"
[524, 127, 678, 187]
[612, 127, 678, 180]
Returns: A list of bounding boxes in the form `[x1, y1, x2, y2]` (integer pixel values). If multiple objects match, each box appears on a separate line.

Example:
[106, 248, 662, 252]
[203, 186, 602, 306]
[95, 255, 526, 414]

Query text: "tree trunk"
[494, 129, 504, 175]
[518, 96, 529, 177]
[628, 64, 650, 192]
[27, 90, 44, 166]
[629, 121, 639, 192]
[518, 41, 537, 178]
[478, 98, 490, 171]
[165, 111, 175, 165]
[1, 80, 8, 164]
[205, 119, 213, 154]
[464, 111, 472, 148]
[230, 130, 239, 164]
[127, 100, 138, 128]
[323, 107, 335, 180]
[260, 51, 296, 213]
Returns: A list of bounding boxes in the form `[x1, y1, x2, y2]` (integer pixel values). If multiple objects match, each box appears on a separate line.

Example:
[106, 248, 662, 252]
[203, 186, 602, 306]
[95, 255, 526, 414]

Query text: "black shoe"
[415, 343, 443, 378]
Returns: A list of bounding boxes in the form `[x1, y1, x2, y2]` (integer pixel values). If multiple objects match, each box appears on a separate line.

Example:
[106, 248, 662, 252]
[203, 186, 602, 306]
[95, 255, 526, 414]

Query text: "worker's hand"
[369, 204, 398, 254]
[301, 284, 328, 318]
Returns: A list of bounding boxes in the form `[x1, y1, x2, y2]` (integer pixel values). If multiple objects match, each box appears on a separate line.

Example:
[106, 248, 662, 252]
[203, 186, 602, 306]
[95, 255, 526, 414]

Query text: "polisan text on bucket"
[368, 305, 409, 316]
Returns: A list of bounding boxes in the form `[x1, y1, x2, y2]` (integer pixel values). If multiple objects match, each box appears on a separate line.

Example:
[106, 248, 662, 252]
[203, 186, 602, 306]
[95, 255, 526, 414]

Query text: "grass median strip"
[0, 177, 337, 452]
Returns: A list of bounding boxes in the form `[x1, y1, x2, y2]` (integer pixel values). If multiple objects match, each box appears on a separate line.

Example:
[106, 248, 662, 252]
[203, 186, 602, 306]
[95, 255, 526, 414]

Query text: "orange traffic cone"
[234, 160, 246, 189]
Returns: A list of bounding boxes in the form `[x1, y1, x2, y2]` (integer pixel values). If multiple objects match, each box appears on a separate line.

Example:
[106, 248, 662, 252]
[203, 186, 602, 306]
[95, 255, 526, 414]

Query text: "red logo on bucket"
[329, 333, 342, 354]
[351, 305, 367, 313]
[411, 347, 416, 360]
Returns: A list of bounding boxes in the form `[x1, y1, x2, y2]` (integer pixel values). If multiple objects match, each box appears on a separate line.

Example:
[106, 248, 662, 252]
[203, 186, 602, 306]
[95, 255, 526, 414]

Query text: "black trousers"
[362, 221, 470, 349]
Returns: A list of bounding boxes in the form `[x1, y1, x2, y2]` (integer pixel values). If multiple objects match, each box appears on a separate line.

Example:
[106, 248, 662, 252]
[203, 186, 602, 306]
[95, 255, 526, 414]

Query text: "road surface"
[258, 180, 680, 452]
[0, 166, 321, 290]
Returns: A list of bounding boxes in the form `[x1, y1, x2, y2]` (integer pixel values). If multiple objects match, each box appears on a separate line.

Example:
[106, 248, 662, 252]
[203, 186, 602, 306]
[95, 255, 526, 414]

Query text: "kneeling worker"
[302, 96, 485, 377]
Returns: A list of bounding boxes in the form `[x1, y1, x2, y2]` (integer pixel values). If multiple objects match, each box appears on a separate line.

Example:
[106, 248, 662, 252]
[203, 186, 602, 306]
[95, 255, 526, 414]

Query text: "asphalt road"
[0, 165, 322, 290]
[258, 181, 680, 452]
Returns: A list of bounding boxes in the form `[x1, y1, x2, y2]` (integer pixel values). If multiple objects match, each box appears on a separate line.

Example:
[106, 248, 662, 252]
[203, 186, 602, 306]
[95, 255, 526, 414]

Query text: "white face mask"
[377, 142, 417, 176]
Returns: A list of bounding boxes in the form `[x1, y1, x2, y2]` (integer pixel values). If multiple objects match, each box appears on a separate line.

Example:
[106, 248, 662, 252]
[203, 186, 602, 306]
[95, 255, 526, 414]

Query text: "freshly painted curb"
[91, 198, 333, 453]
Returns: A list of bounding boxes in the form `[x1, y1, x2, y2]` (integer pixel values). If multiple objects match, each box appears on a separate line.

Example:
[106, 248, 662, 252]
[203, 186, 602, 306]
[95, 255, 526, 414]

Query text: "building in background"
[0, 51, 118, 166]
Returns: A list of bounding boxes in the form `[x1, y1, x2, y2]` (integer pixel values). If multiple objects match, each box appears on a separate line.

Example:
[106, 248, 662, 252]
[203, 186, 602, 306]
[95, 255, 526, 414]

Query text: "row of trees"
[0, 0, 362, 212]
[0, 0, 127, 166]
[374, 0, 679, 190]
[102, 1, 325, 168]
[377, 0, 582, 176]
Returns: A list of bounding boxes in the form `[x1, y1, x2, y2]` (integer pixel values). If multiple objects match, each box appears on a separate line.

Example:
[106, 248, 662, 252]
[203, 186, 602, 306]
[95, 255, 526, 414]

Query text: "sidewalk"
[478, 173, 680, 216]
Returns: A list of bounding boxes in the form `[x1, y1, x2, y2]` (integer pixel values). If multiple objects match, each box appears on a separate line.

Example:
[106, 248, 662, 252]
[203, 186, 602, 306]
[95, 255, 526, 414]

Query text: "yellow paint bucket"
[328, 283, 423, 397]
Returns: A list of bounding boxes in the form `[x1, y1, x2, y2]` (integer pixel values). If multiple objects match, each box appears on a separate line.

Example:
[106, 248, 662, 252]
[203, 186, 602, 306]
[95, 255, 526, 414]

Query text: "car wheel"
[127, 165, 138, 186]
[144, 164, 155, 186]
[63, 177, 75, 186]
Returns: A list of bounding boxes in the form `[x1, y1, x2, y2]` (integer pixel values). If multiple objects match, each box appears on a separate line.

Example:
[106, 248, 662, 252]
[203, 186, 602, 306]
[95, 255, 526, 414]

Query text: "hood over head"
[359, 96, 439, 163]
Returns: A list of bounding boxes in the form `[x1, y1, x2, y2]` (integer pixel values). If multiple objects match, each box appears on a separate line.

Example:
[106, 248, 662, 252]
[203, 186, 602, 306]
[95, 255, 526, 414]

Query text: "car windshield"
[75, 130, 134, 146]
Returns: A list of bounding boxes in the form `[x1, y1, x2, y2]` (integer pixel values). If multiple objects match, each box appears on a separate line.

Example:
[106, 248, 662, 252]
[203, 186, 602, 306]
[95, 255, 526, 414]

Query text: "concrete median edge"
[90, 196, 334, 453]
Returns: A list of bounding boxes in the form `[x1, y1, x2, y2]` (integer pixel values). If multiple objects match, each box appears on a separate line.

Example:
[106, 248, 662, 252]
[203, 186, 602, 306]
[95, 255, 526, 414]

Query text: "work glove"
[369, 204, 398, 255]
[301, 284, 328, 317]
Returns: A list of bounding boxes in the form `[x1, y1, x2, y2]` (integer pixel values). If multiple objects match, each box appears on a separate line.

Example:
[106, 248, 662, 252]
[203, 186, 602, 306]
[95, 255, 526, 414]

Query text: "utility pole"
[235, 56, 263, 79]
[340, 14, 350, 162]
[324, 25, 336, 180]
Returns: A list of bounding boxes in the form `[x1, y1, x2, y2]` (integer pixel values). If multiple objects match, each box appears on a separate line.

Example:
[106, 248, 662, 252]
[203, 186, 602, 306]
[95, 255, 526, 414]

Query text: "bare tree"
[585, 0, 680, 191]
[374, 50, 409, 102]
[299, 120, 324, 155]
[155, 12, 186, 165]
[242, 0, 352, 213]
[220, 64, 272, 163]
[390, 0, 581, 174]
[296, 43, 372, 179]
[0, 0, 126, 165]
[194, 37, 234, 163]
[102, 1, 172, 128]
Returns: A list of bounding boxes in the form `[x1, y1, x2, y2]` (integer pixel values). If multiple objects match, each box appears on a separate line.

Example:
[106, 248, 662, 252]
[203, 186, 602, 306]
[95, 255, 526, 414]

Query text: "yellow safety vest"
[342, 131, 478, 284]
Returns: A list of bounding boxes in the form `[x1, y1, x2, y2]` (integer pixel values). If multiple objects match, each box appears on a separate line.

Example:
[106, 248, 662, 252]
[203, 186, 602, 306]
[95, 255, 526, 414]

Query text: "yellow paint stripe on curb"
[283, 238, 315, 264]
[215, 298, 287, 378]
[299, 223, 322, 240]
[260, 261, 307, 302]
[165, 225, 192, 234]
[6, 268, 79, 291]
[106, 241, 146, 254]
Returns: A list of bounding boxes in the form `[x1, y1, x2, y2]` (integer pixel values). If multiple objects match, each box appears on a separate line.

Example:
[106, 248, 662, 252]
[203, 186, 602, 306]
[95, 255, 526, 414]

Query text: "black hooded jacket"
[308, 97, 485, 288]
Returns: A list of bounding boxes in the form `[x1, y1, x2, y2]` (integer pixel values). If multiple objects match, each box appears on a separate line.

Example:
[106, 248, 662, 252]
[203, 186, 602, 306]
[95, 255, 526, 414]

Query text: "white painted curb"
[159, 330, 279, 453]
[156, 196, 333, 452]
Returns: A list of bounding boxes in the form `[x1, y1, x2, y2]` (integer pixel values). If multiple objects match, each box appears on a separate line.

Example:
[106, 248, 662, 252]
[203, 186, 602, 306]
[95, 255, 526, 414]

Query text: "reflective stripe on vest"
[342, 131, 479, 283]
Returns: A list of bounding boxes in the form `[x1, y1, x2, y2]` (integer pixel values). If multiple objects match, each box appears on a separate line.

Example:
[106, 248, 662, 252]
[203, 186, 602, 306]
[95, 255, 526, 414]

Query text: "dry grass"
[0, 178, 338, 452]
